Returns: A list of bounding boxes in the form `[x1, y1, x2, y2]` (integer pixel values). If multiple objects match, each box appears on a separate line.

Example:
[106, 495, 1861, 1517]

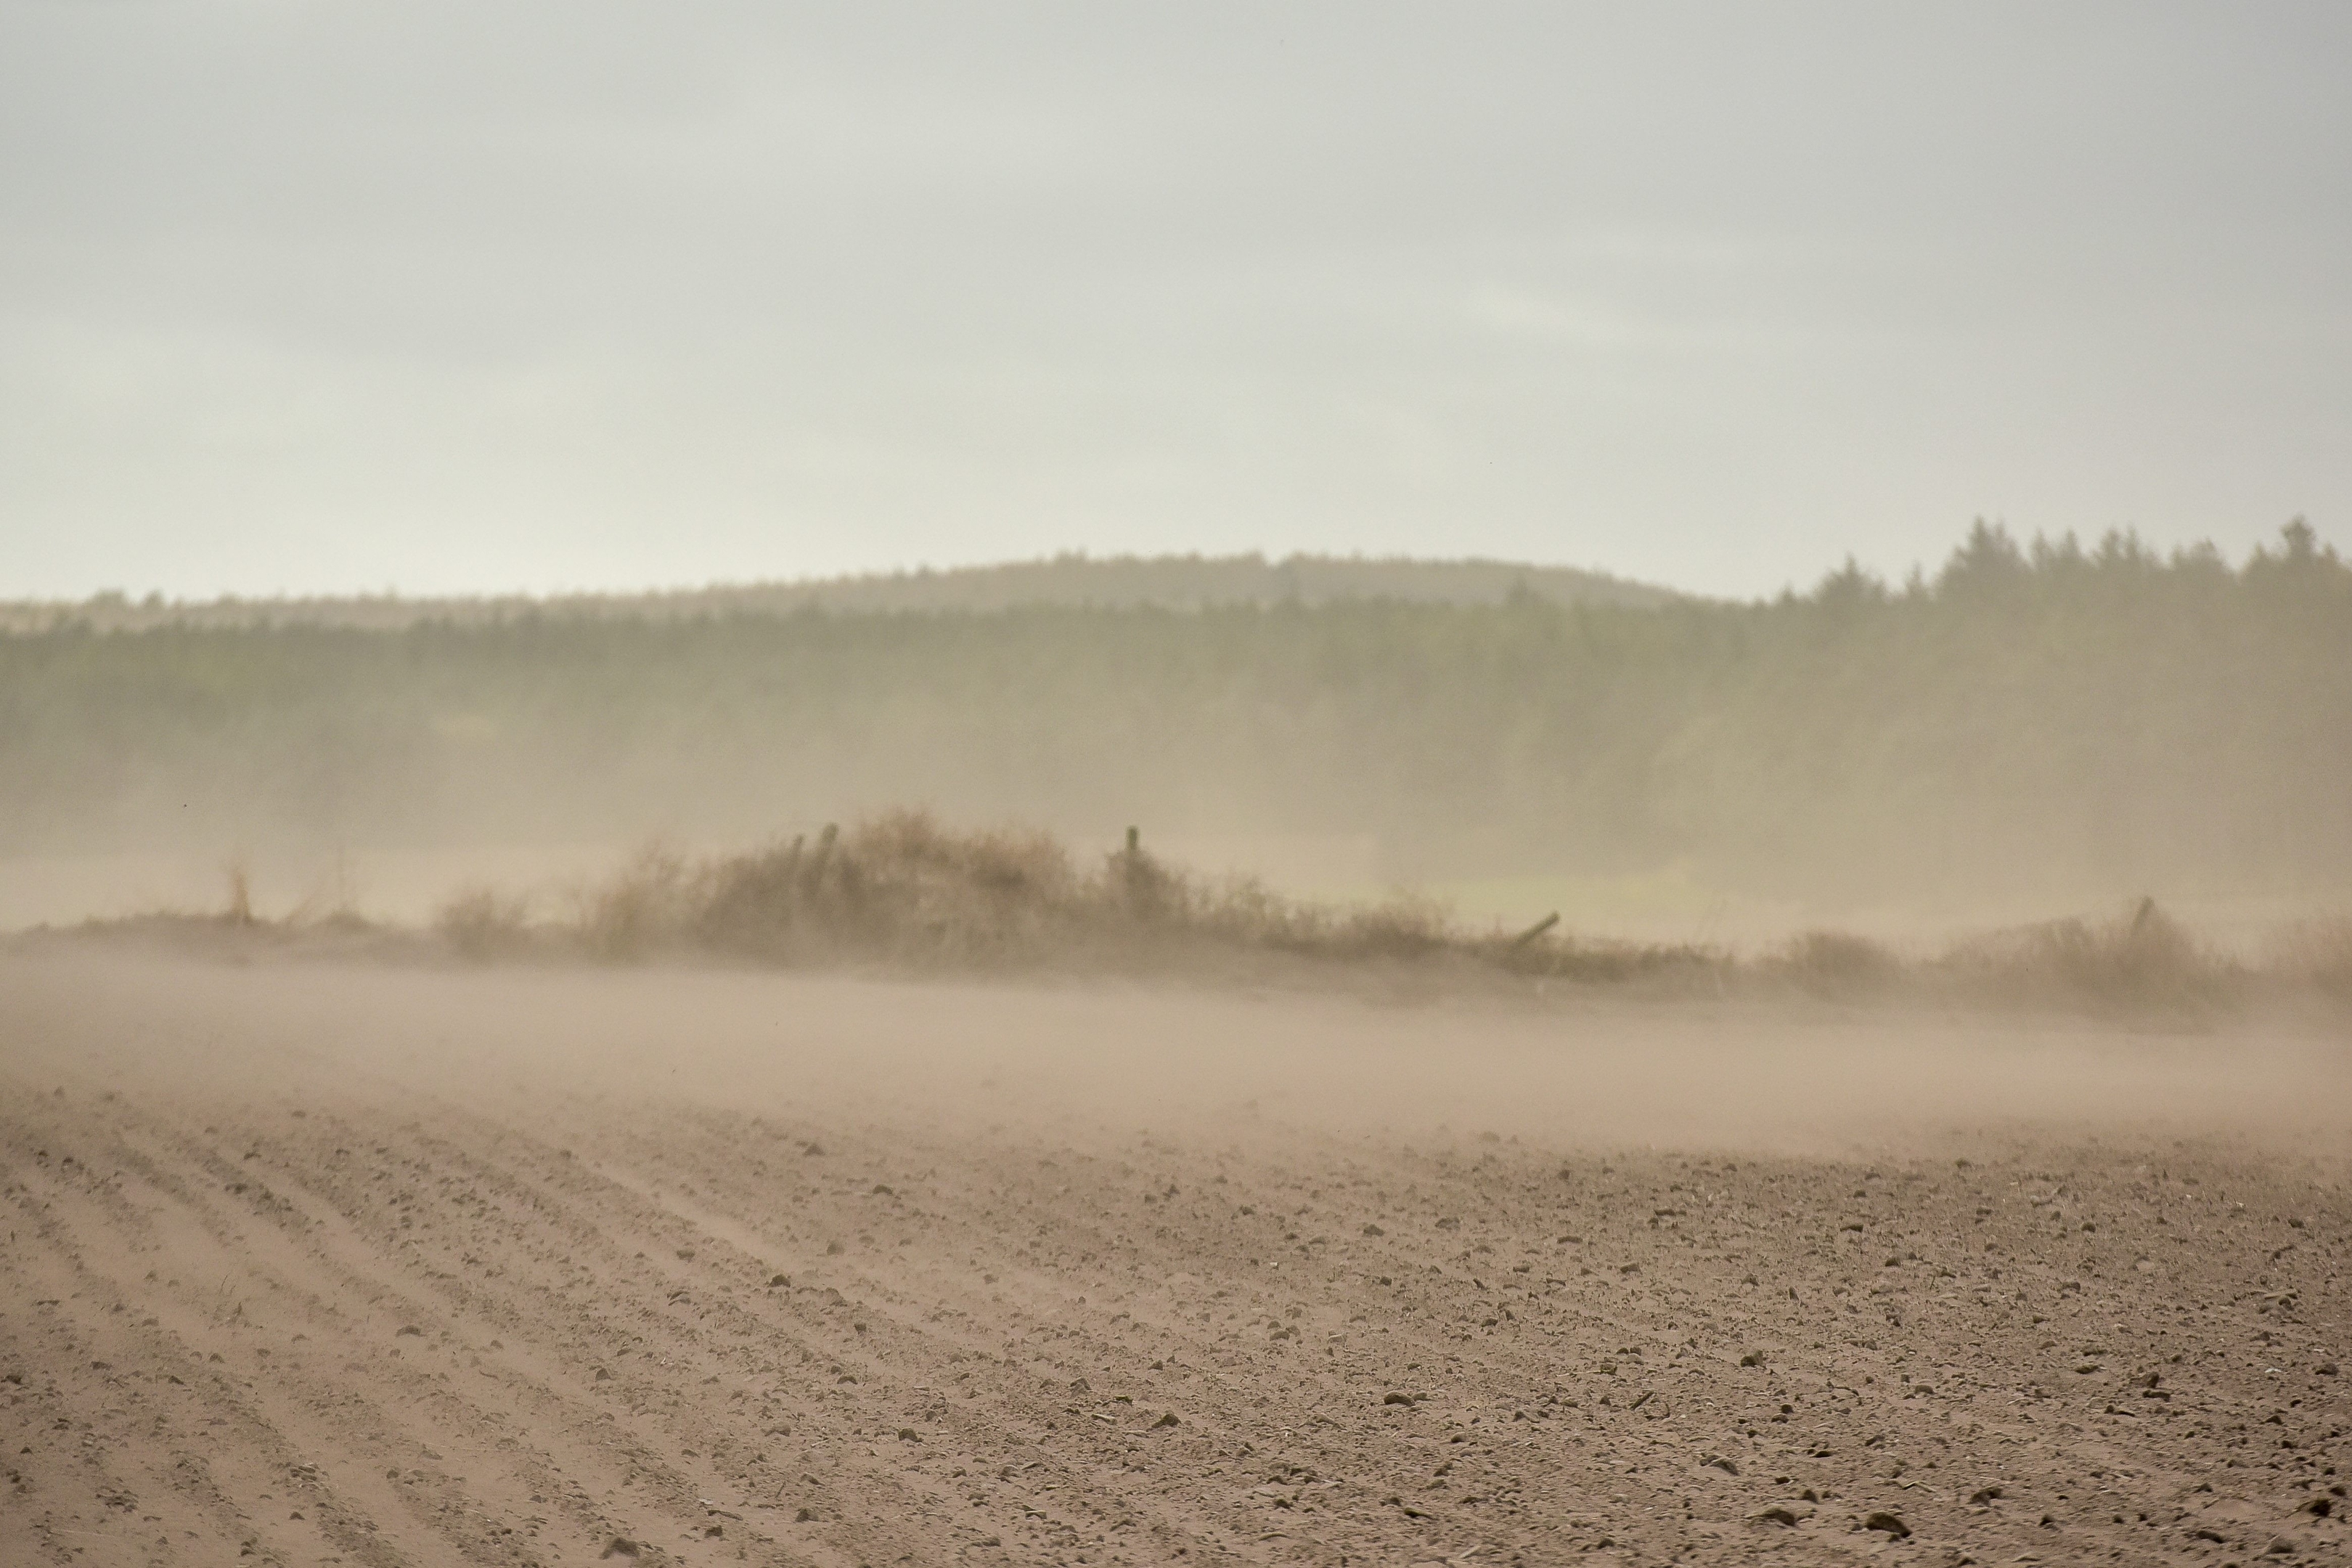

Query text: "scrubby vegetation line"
[416, 812, 2345, 1016]
[29, 809, 2349, 1016]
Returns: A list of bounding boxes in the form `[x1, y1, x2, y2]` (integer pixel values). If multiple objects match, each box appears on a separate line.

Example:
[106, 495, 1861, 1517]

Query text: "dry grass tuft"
[434, 886, 537, 961]
[2264, 915, 2352, 1002]
[575, 845, 693, 961]
[1768, 930, 1907, 999]
[1932, 897, 2240, 1013]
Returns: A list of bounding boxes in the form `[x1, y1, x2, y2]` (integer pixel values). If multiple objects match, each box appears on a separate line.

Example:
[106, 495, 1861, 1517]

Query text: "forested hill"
[0, 553, 1673, 634]
[2, 523, 2346, 907]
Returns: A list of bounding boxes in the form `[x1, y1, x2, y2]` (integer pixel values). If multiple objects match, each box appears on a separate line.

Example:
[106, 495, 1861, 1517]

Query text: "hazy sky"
[4, 1, 2347, 600]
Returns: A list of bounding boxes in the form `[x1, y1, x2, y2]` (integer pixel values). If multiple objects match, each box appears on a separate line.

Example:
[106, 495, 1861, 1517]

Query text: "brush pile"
[436, 810, 1713, 982]
[418, 811, 2352, 1019]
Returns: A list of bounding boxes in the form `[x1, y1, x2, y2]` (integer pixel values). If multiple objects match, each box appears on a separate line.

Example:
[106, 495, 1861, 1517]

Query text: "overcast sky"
[2, 1, 2346, 600]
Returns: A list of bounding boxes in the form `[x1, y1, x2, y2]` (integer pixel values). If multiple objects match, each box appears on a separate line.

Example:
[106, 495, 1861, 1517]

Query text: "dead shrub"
[2265, 915, 2352, 1001]
[1540, 936, 1726, 987]
[435, 886, 535, 961]
[1771, 930, 1904, 998]
[576, 845, 693, 961]
[1933, 897, 2239, 1012]
[1322, 894, 1454, 961]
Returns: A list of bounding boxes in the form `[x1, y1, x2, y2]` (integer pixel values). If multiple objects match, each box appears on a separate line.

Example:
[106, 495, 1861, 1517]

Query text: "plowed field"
[3, 954, 2346, 1565]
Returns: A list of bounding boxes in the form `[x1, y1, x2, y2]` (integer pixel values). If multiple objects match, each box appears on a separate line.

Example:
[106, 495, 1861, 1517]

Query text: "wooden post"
[1511, 911, 1561, 947]
[804, 823, 838, 890]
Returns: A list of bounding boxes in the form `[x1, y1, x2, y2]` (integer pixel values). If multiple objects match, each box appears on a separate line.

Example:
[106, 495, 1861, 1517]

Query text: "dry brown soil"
[2, 954, 2347, 1567]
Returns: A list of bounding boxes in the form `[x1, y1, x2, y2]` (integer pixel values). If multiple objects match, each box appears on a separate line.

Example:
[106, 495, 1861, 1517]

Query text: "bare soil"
[2, 954, 2346, 1566]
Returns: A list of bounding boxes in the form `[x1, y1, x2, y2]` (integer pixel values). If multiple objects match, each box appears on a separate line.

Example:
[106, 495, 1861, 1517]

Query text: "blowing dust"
[4, 953, 2347, 1564]
[7, 952, 2348, 1153]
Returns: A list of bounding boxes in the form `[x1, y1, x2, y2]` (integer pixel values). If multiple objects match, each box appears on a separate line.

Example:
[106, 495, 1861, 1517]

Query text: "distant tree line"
[0, 552, 1670, 634]
[1, 523, 2345, 905]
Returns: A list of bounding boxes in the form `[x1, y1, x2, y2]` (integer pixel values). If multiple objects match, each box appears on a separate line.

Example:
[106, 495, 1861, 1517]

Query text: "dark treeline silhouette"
[2, 523, 2345, 907]
[0, 552, 1670, 634]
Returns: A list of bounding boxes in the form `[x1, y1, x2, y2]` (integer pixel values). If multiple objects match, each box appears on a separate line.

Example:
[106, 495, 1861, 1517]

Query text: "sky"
[2, 1, 2347, 602]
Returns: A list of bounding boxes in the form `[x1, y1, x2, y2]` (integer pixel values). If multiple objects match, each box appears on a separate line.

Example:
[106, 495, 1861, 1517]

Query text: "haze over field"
[4, 9, 2350, 1567]
[4, 523, 2347, 936]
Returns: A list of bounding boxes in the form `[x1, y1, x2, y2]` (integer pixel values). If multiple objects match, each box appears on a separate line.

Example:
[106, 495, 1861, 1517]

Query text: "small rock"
[395, 1326, 422, 1338]
[1153, 1413, 1180, 1428]
[1704, 1455, 1738, 1476]
[600, 1539, 639, 1559]
[1739, 1351, 1765, 1368]
[674, 1247, 695, 1261]
[768, 1273, 790, 1287]
[1362, 1223, 1385, 1236]
[1382, 1392, 1415, 1406]
[1969, 1485, 2004, 1504]
[795, 1506, 815, 1522]
[1863, 1511, 1909, 1538]
[1755, 1506, 1798, 1527]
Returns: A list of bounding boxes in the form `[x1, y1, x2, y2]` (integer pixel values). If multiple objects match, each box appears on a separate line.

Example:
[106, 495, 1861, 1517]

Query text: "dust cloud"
[12, 952, 2348, 1153]
[4, 953, 2346, 1564]
[7, 5, 2349, 1559]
